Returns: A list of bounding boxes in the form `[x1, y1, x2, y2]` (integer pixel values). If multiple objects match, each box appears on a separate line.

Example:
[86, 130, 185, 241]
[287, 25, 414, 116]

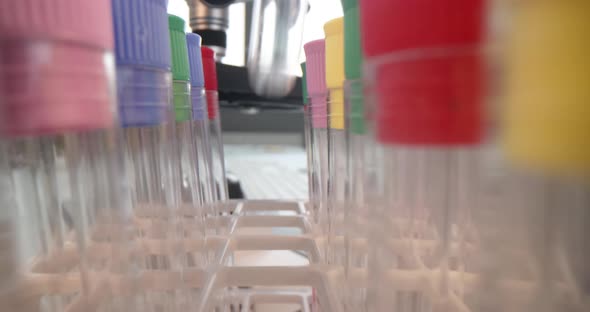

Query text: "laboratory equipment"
[472, 2, 590, 311]
[115, 3, 185, 310]
[342, 0, 371, 310]
[202, 47, 229, 204]
[186, 0, 233, 58]
[187, 33, 217, 238]
[324, 17, 347, 267]
[169, 17, 209, 274]
[304, 39, 329, 261]
[0, 0, 135, 310]
[360, 0, 487, 311]
[301, 62, 317, 221]
[247, 0, 308, 97]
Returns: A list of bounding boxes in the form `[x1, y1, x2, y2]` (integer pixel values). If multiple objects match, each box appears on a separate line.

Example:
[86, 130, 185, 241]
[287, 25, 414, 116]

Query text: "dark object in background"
[227, 173, 245, 199]
[187, 0, 231, 58]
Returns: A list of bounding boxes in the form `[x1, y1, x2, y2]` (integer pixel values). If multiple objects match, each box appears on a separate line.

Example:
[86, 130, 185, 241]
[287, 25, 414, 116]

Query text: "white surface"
[224, 145, 308, 200]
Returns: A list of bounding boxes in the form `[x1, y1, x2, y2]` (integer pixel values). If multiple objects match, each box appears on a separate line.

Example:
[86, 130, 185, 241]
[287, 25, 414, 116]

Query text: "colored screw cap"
[324, 17, 345, 130]
[342, 0, 362, 80]
[168, 15, 191, 122]
[359, 0, 487, 57]
[187, 33, 205, 88]
[187, 33, 208, 121]
[202, 46, 219, 119]
[169, 15, 190, 82]
[0, 0, 115, 136]
[113, 0, 172, 127]
[301, 62, 308, 104]
[303, 39, 327, 129]
[362, 0, 487, 145]
[504, 1, 590, 176]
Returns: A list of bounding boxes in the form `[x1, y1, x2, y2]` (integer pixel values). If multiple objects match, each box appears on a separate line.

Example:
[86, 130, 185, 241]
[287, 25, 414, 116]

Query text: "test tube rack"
[2, 199, 578, 312]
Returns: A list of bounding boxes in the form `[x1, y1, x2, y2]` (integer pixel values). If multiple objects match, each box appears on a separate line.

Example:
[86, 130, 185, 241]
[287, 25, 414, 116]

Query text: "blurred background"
[167, 0, 342, 201]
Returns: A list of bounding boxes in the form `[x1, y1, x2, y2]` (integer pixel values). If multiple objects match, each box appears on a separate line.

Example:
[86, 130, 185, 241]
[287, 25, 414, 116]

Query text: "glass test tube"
[304, 39, 330, 261]
[325, 17, 347, 266]
[202, 47, 229, 215]
[301, 62, 316, 211]
[0, 1, 136, 310]
[169, 17, 206, 310]
[360, 0, 487, 310]
[115, 4, 182, 311]
[186, 34, 216, 241]
[472, 2, 590, 311]
[342, 0, 371, 309]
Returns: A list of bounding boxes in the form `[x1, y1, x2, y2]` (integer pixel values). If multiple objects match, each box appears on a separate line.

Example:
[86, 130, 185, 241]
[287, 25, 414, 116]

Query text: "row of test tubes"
[302, 0, 590, 311]
[0, 0, 229, 311]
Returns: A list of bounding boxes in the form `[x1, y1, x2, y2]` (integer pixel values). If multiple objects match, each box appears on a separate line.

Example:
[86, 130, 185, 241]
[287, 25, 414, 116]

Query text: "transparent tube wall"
[328, 101, 347, 266]
[206, 90, 228, 203]
[174, 80, 207, 271]
[247, 0, 307, 98]
[191, 86, 216, 236]
[120, 67, 186, 311]
[0, 42, 138, 310]
[367, 48, 484, 311]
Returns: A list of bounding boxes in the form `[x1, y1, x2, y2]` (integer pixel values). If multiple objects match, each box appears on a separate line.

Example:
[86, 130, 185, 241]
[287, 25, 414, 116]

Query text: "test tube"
[301, 62, 316, 212]
[202, 47, 229, 206]
[324, 17, 347, 266]
[186, 34, 216, 241]
[360, 0, 487, 310]
[471, 2, 590, 311]
[169, 16, 208, 309]
[1, 0, 133, 310]
[342, 0, 371, 310]
[303, 39, 329, 261]
[114, 2, 184, 311]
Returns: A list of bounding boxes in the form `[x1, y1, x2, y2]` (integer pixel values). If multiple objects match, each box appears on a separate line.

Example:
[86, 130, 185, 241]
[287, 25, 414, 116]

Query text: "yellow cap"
[504, 1, 590, 177]
[324, 17, 345, 130]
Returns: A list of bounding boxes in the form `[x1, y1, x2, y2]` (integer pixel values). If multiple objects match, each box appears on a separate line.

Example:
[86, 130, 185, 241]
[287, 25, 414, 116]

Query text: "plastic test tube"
[342, 0, 372, 310]
[0, 0, 134, 310]
[360, 0, 487, 310]
[303, 39, 330, 261]
[114, 3, 184, 311]
[169, 16, 209, 272]
[324, 17, 347, 266]
[202, 47, 229, 205]
[301, 62, 316, 214]
[186, 34, 217, 240]
[471, 2, 590, 311]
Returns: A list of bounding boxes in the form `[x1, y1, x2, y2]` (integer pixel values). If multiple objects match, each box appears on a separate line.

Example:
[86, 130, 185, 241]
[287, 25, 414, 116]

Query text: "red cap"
[359, 0, 486, 57]
[201, 46, 218, 91]
[361, 0, 487, 145]
[201, 46, 219, 119]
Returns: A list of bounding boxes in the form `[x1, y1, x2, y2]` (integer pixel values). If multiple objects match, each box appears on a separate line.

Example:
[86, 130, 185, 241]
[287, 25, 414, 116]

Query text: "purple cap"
[0, 0, 115, 137]
[186, 33, 205, 88]
[303, 39, 328, 129]
[186, 33, 208, 120]
[112, 0, 172, 127]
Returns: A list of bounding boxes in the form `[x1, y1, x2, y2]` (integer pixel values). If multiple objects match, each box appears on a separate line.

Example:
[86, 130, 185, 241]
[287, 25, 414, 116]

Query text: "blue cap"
[186, 33, 207, 120]
[112, 0, 172, 127]
[186, 33, 205, 88]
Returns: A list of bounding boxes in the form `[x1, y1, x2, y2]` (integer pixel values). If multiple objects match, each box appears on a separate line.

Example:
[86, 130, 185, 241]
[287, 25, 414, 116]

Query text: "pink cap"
[303, 39, 327, 129]
[0, 0, 115, 137]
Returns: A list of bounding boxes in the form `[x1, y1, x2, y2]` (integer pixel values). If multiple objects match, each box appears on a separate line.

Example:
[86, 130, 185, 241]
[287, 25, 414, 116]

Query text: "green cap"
[342, 0, 365, 134]
[168, 15, 190, 81]
[301, 63, 308, 104]
[343, 0, 362, 80]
